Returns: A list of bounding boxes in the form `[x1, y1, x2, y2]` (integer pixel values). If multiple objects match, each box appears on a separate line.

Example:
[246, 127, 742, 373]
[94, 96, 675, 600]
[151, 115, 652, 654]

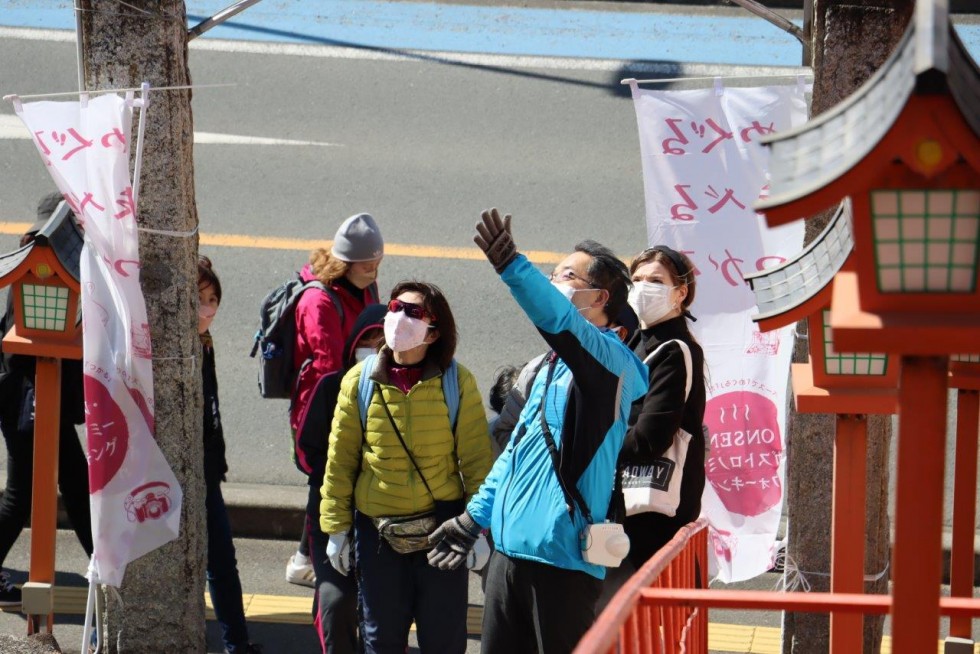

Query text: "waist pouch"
[371, 499, 464, 554]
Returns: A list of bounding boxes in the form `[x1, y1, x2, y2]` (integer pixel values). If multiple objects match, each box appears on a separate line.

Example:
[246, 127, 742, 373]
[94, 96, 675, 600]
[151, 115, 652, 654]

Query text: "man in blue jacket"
[427, 208, 648, 653]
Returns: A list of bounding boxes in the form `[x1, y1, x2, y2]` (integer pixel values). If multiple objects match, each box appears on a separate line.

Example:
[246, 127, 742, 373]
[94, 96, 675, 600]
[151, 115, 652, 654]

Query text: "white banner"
[16, 94, 181, 587]
[629, 80, 808, 582]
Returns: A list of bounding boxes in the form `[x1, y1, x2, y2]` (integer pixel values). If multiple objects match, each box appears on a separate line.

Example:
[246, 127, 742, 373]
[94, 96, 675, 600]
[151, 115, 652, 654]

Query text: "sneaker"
[285, 553, 315, 588]
[0, 571, 22, 608]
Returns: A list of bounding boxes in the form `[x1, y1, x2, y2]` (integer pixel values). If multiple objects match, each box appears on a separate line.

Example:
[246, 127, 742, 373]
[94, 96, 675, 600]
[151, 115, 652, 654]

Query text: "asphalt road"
[0, 13, 807, 488]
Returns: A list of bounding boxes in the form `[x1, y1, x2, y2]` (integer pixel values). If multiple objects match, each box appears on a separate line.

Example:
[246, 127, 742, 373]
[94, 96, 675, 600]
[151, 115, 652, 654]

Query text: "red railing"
[575, 518, 709, 654]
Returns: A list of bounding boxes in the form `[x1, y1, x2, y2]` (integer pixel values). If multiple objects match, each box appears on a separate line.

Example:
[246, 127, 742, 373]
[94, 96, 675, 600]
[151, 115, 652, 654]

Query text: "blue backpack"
[357, 354, 460, 433]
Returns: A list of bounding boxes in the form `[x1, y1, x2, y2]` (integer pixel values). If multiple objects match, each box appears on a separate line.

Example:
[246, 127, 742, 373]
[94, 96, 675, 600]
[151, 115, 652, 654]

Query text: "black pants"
[0, 401, 92, 567]
[355, 511, 468, 654]
[482, 551, 602, 654]
[307, 479, 359, 654]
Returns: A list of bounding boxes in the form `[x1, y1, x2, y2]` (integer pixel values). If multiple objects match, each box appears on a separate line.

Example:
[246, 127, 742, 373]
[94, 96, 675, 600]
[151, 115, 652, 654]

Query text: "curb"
[223, 481, 308, 541]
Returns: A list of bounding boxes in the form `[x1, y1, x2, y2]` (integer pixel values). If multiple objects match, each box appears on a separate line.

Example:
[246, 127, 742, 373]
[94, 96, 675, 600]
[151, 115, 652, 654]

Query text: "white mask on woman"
[198, 304, 217, 335]
[384, 311, 430, 352]
[628, 281, 675, 328]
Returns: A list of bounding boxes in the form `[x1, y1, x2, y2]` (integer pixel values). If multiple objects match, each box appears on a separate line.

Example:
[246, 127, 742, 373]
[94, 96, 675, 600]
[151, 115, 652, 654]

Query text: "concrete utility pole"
[781, 2, 913, 653]
[77, 1, 205, 652]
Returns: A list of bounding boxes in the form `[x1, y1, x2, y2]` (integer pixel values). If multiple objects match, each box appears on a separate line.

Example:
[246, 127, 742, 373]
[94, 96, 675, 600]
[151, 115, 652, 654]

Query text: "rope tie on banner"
[621, 72, 814, 86]
[138, 225, 200, 238]
[772, 551, 890, 593]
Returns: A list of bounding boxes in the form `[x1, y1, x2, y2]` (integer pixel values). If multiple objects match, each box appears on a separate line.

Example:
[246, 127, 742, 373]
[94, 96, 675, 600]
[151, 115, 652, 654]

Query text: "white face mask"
[383, 311, 431, 353]
[198, 304, 217, 335]
[551, 281, 598, 311]
[628, 281, 675, 328]
[354, 346, 376, 362]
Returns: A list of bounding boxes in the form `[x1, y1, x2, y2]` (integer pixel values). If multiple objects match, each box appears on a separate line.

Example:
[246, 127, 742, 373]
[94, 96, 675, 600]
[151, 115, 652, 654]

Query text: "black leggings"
[306, 478, 359, 654]
[0, 402, 92, 567]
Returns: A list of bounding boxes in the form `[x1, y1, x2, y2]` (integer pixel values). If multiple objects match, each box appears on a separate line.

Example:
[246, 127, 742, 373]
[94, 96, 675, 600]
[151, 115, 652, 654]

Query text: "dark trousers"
[354, 511, 468, 654]
[482, 551, 602, 654]
[0, 406, 92, 566]
[307, 480, 358, 654]
[206, 480, 250, 653]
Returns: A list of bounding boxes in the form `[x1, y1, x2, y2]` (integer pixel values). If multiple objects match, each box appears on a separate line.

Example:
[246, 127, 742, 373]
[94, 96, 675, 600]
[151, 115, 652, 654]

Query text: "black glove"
[426, 511, 481, 571]
[474, 208, 518, 274]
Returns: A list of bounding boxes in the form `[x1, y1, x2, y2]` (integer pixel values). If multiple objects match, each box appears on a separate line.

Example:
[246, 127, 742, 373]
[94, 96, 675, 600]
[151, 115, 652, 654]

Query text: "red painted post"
[892, 356, 948, 654]
[950, 389, 979, 638]
[27, 356, 62, 635]
[830, 414, 867, 652]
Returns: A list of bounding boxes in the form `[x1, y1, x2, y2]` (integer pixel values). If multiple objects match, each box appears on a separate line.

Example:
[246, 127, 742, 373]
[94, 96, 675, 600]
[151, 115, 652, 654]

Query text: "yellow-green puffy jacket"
[320, 351, 493, 534]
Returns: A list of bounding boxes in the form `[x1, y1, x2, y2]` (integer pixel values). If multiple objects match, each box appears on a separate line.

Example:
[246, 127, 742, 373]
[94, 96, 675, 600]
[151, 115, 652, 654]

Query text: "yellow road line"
[12, 586, 977, 652]
[0, 221, 566, 264]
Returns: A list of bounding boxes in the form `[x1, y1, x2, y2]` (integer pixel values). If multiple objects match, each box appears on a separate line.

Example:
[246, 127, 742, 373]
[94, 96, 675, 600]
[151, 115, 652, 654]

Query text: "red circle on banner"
[84, 374, 130, 492]
[703, 390, 783, 517]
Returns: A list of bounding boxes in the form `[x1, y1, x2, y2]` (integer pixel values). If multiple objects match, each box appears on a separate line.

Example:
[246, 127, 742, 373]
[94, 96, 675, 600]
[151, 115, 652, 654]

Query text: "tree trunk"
[781, 2, 913, 653]
[78, 2, 204, 652]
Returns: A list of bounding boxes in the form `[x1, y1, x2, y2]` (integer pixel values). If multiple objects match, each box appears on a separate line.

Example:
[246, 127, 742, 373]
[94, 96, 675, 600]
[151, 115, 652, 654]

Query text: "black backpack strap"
[376, 387, 436, 501]
[537, 353, 593, 525]
[303, 280, 346, 328]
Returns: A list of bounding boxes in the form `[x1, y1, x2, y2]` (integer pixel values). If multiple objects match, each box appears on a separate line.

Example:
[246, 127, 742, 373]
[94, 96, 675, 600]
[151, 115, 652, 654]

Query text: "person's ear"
[424, 328, 440, 345]
[590, 288, 609, 309]
[674, 284, 688, 306]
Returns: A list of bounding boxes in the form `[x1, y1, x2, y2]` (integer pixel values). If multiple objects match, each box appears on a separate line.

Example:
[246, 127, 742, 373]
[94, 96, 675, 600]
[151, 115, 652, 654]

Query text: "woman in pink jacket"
[285, 212, 384, 654]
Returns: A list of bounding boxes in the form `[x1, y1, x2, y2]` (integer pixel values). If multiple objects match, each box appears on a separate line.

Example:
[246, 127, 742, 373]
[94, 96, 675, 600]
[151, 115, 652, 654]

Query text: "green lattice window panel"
[872, 190, 980, 293]
[822, 310, 888, 375]
[21, 283, 69, 332]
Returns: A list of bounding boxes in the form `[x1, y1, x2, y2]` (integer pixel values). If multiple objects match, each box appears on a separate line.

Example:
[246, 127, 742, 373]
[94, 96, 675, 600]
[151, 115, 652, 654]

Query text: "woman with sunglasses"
[599, 245, 706, 608]
[289, 212, 384, 654]
[320, 281, 494, 654]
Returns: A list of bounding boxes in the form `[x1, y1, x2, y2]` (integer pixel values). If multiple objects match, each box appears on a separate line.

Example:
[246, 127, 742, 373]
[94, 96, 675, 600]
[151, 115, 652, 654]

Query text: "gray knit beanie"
[331, 213, 384, 262]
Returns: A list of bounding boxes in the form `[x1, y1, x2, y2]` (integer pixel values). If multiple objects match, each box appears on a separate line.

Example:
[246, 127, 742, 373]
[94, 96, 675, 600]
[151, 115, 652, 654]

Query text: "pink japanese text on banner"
[628, 80, 808, 583]
[14, 94, 182, 587]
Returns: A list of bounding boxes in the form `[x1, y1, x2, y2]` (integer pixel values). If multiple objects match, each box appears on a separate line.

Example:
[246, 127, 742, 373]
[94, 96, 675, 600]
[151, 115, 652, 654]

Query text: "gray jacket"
[488, 353, 548, 458]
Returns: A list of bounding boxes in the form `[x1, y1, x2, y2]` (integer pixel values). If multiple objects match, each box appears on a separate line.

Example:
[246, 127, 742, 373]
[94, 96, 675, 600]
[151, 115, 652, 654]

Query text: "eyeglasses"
[387, 299, 433, 321]
[549, 269, 597, 287]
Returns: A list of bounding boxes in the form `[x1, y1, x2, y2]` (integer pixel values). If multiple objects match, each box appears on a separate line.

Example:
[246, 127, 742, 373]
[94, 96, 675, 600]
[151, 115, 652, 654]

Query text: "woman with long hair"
[288, 212, 384, 654]
[600, 245, 707, 606]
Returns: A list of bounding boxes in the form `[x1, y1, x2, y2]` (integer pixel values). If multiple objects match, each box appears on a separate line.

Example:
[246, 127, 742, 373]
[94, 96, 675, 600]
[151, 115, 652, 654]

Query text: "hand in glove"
[473, 208, 517, 274]
[326, 531, 351, 576]
[427, 511, 481, 571]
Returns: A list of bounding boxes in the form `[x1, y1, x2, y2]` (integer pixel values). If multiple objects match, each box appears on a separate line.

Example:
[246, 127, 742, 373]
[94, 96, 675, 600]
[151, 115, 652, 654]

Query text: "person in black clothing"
[599, 245, 706, 607]
[302, 301, 386, 654]
[0, 193, 92, 608]
[198, 256, 262, 654]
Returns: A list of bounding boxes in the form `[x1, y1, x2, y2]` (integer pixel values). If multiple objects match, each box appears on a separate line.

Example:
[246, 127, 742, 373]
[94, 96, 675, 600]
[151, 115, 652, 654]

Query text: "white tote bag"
[621, 339, 693, 517]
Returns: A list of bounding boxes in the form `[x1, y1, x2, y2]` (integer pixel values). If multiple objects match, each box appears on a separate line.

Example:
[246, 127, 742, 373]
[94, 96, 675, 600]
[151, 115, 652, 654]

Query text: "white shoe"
[285, 553, 316, 588]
